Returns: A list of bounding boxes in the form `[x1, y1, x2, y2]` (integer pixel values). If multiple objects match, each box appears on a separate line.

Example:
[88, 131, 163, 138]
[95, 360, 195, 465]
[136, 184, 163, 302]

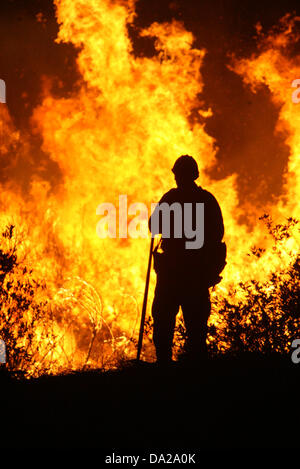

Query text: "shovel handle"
[136, 236, 155, 361]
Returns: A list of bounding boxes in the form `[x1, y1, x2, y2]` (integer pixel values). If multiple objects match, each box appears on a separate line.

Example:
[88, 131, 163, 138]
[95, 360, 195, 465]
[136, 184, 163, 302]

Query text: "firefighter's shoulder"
[159, 188, 178, 203]
[199, 187, 220, 207]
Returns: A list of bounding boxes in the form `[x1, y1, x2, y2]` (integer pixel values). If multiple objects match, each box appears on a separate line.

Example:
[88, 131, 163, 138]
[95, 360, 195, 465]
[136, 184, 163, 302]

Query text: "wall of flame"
[0, 1, 299, 374]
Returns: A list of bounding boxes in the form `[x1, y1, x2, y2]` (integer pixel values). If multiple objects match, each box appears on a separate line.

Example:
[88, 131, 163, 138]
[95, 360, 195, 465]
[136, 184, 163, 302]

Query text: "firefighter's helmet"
[172, 155, 199, 180]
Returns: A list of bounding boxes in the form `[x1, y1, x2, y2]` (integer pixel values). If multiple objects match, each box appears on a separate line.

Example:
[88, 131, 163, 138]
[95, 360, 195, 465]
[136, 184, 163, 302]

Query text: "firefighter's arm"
[208, 194, 224, 242]
[214, 199, 224, 242]
[149, 208, 160, 234]
[148, 199, 163, 234]
[148, 190, 174, 235]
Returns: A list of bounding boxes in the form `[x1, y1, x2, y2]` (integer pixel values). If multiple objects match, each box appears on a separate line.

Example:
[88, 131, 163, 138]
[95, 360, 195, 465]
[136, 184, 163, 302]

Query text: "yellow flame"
[0, 2, 299, 374]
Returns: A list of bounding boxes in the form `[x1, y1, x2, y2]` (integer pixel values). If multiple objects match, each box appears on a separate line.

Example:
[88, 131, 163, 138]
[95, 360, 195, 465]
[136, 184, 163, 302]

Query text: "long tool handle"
[136, 236, 155, 361]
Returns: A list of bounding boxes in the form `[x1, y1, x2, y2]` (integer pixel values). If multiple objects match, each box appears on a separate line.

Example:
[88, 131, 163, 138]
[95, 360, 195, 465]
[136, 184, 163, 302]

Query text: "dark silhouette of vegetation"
[0, 225, 53, 376]
[0, 225, 134, 377]
[0, 225, 53, 378]
[143, 217, 299, 359]
[1, 217, 299, 378]
[0, 220, 299, 450]
[208, 216, 300, 357]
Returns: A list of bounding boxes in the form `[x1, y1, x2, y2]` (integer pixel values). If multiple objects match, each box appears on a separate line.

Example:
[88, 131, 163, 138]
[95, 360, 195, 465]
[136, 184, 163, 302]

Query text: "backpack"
[206, 241, 227, 287]
[153, 237, 227, 288]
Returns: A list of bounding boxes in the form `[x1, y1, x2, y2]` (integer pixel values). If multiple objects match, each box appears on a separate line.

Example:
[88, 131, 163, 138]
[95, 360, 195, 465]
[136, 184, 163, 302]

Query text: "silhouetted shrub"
[0, 225, 132, 377]
[0, 225, 53, 377]
[207, 217, 300, 356]
[143, 217, 299, 359]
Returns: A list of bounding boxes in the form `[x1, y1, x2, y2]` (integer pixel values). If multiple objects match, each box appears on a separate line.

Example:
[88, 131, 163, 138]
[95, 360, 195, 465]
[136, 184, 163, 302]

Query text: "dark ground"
[0, 354, 299, 451]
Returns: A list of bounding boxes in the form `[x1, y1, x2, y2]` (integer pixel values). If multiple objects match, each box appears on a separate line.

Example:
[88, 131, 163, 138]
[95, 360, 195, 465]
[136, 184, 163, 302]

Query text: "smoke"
[2, 0, 299, 212]
[134, 0, 300, 210]
[0, 0, 80, 194]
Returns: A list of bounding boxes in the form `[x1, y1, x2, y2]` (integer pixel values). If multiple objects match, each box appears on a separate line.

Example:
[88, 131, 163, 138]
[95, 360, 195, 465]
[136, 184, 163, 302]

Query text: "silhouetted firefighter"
[149, 155, 226, 364]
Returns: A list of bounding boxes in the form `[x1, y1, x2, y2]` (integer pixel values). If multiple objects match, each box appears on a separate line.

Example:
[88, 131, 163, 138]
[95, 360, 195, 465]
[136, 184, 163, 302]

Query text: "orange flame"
[0, 2, 299, 375]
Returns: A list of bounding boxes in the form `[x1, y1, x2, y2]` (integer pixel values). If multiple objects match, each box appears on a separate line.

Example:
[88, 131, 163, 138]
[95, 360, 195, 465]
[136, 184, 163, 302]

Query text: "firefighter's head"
[172, 155, 199, 187]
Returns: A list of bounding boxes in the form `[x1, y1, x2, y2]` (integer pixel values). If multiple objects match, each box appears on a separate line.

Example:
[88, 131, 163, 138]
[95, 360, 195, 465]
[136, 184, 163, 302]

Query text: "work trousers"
[152, 266, 211, 362]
